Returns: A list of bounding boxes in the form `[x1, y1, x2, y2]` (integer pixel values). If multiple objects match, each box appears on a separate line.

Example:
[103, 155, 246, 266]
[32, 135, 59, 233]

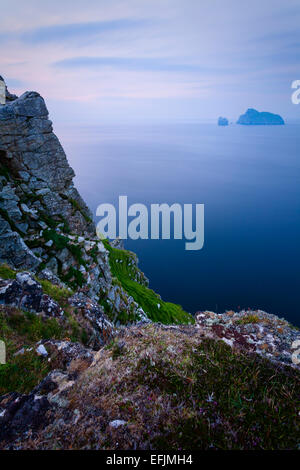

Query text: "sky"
[1, 0, 300, 124]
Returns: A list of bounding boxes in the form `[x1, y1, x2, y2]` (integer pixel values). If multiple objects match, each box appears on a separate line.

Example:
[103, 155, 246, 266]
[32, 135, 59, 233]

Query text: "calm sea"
[57, 122, 300, 326]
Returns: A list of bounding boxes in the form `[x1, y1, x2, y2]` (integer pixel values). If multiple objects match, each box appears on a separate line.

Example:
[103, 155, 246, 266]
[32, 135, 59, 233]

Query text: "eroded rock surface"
[0, 272, 63, 317]
[195, 309, 300, 367]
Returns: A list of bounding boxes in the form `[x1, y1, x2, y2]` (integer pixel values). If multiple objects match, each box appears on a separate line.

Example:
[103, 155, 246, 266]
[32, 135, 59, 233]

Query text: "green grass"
[0, 351, 50, 395]
[0, 264, 17, 280]
[61, 266, 85, 289]
[43, 229, 69, 250]
[2, 310, 63, 342]
[103, 240, 194, 325]
[36, 279, 72, 304]
[0, 306, 90, 395]
[0, 309, 61, 394]
[39, 211, 59, 229]
[43, 229, 83, 265]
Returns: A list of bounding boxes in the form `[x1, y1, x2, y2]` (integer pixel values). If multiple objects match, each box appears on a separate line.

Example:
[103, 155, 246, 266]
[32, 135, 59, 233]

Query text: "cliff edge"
[0, 81, 299, 450]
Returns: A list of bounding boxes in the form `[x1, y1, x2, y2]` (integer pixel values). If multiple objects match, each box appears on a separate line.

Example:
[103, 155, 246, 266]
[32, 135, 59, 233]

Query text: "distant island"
[237, 108, 285, 125]
[218, 117, 229, 126]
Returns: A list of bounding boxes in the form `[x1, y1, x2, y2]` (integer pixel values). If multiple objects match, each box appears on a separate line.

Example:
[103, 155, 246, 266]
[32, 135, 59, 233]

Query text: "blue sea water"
[58, 122, 300, 326]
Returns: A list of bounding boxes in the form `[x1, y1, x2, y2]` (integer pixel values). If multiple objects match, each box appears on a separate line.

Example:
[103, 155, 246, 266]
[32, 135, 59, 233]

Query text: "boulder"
[0, 272, 63, 317]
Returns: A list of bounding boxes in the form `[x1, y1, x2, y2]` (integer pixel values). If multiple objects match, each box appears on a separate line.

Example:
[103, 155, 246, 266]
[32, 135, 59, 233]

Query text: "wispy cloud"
[54, 56, 203, 72]
[53, 56, 241, 76]
[0, 18, 150, 46]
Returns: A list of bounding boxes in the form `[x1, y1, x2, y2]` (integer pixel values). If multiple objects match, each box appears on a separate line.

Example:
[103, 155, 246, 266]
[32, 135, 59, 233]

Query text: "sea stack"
[237, 108, 285, 125]
[218, 117, 229, 126]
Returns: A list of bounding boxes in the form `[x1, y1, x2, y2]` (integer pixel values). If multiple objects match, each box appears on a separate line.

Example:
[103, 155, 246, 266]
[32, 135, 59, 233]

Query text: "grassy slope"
[102, 240, 194, 324]
[0, 265, 89, 395]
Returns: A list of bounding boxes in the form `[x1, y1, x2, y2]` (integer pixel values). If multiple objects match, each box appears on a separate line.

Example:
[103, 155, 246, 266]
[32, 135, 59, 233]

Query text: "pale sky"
[1, 0, 300, 123]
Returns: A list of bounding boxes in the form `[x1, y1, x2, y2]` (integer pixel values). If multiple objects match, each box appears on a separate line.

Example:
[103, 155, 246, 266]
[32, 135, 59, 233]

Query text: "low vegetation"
[235, 314, 261, 325]
[26, 324, 300, 450]
[103, 240, 194, 325]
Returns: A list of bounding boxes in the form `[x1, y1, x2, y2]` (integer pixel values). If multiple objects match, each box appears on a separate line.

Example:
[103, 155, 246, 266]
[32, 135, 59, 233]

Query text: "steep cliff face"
[0, 90, 94, 241]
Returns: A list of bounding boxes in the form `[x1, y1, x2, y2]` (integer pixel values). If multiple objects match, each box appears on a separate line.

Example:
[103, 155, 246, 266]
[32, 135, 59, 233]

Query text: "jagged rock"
[0, 75, 17, 102]
[44, 257, 59, 275]
[0, 230, 41, 269]
[0, 88, 94, 246]
[42, 339, 94, 370]
[68, 292, 114, 345]
[36, 344, 48, 356]
[38, 268, 68, 289]
[0, 272, 63, 317]
[0, 391, 53, 444]
[110, 238, 125, 250]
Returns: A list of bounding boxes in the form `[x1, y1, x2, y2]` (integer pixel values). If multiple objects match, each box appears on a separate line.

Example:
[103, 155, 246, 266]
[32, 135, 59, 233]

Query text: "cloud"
[53, 56, 241, 76]
[54, 56, 202, 72]
[20, 19, 150, 45]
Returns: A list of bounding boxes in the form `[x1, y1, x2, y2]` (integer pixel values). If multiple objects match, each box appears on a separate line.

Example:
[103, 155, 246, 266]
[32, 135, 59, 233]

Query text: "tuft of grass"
[61, 266, 85, 290]
[43, 229, 69, 251]
[68, 244, 86, 267]
[39, 211, 59, 229]
[0, 263, 17, 280]
[0, 308, 62, 394]
[38, 279, 72, 304]
[43, 230, 86, 270]
[3, 310, 63, 342]
[0, 351, 50, 395]
[0, 305, 91, 395]
[236, 314, 261, 325]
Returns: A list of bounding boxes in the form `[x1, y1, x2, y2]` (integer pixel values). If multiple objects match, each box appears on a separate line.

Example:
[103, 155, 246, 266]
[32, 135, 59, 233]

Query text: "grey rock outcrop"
[0, 272, 63, 317]
[0, 88, 94, 244]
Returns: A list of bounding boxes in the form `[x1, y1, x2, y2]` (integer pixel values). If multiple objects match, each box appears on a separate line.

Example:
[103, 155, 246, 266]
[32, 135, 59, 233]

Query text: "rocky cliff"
[0, 82, 299, 450]
[0, 84, 189, 328]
